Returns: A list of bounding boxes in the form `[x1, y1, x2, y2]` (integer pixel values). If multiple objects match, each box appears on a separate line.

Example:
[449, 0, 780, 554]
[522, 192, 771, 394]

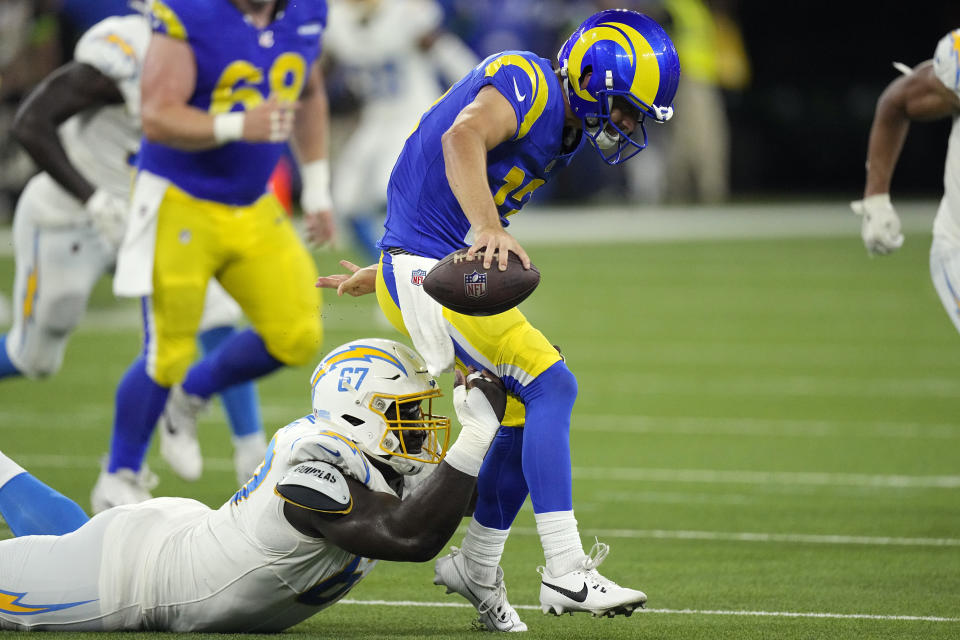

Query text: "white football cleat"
[90, 462, 158, 514]
[434, 547, 527, 632]
[159, 385, 207, 481]
[232, 432, 267, 486]
[538, 541, 647, 617]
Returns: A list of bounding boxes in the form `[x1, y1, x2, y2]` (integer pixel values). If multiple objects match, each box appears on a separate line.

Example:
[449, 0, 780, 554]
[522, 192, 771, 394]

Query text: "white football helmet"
[310, 339, 450, 474]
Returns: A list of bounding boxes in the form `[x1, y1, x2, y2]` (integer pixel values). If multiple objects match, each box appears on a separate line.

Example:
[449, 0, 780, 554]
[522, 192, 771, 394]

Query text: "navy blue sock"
[518, 361, 577, 514]
[198, 327, 263, 438]
[348, 216, 383, 265]
[0, 472, 89, 536]
[108, 356, 170, 472]
[0, 334, 23, 380]
[181, 329, 282, 400]
[474, 426, 529, 530]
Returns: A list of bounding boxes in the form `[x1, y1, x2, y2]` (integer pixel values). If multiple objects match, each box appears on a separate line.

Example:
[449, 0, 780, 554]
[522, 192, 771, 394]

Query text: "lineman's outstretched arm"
[443, 86, 530, 271]
[140, 34, 297, 150]
[283, 370, 504, 562]
[12, 61, 122, 203]
[864, 61, 960, 197]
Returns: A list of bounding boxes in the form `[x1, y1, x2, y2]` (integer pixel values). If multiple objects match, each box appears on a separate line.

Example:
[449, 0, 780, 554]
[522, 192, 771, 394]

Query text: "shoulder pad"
[289, 430, 373, 487]
[275, 460, 352, 514]
[74, 16, 147, 81]
[481, 52, 550, 139]
[934, 30, 960, 96]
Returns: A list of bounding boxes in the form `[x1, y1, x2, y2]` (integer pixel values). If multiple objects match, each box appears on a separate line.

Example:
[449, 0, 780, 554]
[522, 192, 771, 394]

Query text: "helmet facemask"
[563, 65, 674, 166]
[367, 388, 450, 474]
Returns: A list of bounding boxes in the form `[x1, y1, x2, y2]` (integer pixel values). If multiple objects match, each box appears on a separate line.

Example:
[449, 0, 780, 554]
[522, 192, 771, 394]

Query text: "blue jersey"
[381, 51, 579, 258]
[139, 0, 327, 205]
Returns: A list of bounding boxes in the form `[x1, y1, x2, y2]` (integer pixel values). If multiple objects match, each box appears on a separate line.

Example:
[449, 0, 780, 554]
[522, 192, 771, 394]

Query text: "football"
[423, 248, 540, 316]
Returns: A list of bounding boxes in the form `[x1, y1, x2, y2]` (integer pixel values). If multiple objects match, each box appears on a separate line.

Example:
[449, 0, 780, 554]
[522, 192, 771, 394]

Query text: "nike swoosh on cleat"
[512, 77, 526, 101]
[541, 581, 588, 603]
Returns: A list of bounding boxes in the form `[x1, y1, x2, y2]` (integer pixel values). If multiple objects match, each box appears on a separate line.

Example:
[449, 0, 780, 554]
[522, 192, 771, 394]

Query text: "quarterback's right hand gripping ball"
[423, 248, 540, 316]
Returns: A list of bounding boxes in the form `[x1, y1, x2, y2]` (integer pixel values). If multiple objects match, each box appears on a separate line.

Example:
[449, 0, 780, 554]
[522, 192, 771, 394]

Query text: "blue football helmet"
[557, 9, 681, 165]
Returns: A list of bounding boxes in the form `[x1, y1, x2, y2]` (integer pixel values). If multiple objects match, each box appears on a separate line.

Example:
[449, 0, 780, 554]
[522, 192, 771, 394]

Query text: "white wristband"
[443, 432, 491, 477]
[443, 380, 500, 476]
[213, 112, 245, 145]
[300, 158, 332, 212]
[863, 193, 892, 208]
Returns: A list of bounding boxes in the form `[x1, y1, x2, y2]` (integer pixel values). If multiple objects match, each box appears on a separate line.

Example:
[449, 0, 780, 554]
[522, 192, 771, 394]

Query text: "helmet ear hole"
[341, 414, 365, 427]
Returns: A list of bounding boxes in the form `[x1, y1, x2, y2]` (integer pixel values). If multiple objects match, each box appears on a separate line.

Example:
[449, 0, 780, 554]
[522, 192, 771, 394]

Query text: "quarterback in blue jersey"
[318, 9, 681, 631]
[92, 0, 336, 510]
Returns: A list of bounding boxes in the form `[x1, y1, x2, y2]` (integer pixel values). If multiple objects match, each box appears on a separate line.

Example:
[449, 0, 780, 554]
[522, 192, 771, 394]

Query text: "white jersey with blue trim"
[31, 13, 147, 227]
[932, 29, 960, 246]
[94, 415, 405, 632]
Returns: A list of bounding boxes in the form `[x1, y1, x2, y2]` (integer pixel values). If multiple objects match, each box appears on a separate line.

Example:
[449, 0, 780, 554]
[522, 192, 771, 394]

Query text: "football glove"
[851, 193, 904, 256]
[85, 188, 128, 248]
[444, 370, 504, 476]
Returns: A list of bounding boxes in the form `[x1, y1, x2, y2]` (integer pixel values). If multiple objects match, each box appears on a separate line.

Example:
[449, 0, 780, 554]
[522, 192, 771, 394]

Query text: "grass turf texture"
[1, 233, 958, 639]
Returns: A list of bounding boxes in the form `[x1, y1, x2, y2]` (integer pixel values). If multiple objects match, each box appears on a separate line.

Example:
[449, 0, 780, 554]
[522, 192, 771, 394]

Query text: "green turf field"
[1, 227, 958, 639]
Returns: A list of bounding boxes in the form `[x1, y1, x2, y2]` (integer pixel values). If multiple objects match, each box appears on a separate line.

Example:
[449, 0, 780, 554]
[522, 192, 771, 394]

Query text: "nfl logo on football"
[464, 271, 487, 299]
[410, 269, 427, 286]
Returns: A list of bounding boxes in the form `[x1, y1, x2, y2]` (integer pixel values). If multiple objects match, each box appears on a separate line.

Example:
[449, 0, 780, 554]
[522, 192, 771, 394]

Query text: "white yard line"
[577, 414, 960, 440]
[507, 526, 960, 547]
[0, 201, 938, 259]
[11, 453, 960, 490]
[339, 599, 958, 622]
[574, 466, 960, 489]
[12, 405, 960, 442]
[7, 456, 960, 548]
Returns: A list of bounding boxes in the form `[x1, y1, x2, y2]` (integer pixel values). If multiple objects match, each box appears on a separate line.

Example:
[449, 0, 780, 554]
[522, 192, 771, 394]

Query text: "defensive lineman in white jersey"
[1, 13, 244, 381]
[853, 29, 960, 334]
[0, 338, 506, 632]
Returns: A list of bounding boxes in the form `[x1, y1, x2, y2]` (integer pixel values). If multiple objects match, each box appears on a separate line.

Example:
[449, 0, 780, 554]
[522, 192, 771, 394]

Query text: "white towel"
[113, 171, 167, 297]
[391, 253, 454, 376]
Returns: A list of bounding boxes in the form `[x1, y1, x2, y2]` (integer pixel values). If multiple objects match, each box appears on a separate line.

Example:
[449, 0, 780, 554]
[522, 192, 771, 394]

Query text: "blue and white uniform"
[0, 416, 415, 632]
[3, 14, 241, 379]
[930, 29, 960, 333]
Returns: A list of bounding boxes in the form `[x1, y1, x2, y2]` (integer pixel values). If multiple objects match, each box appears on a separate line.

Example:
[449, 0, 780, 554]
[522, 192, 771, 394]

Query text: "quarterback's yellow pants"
[147, 184, 321, 386]
[375, 252, 561, 427]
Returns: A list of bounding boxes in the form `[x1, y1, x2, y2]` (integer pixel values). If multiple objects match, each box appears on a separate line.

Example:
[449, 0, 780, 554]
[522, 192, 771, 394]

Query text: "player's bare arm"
[865, 61, 960, 197]
[292, 60, 336, 246]
[12, 61, 123, 203]
[315, 260, 377, 297]
[443, 86, 530, 271]
[140, 34, 297, 150]
[283, 370, 505, 562]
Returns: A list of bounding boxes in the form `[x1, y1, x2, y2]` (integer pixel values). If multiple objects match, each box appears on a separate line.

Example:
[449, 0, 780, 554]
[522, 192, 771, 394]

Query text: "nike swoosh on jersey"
[512, 77, 526, 101]
[541, 580, 588, 602]
[319, 444, 341, 457]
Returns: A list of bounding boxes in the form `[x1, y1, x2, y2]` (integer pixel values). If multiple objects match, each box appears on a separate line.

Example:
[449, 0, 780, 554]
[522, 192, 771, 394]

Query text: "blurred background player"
[853, 30, 960, 331]
[0, 12, 267, 489]
[318, 9, 679, 630]
[92, 0, 335, 511]
[0, 340, 506, 633]
[323, 0, 477, 263]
